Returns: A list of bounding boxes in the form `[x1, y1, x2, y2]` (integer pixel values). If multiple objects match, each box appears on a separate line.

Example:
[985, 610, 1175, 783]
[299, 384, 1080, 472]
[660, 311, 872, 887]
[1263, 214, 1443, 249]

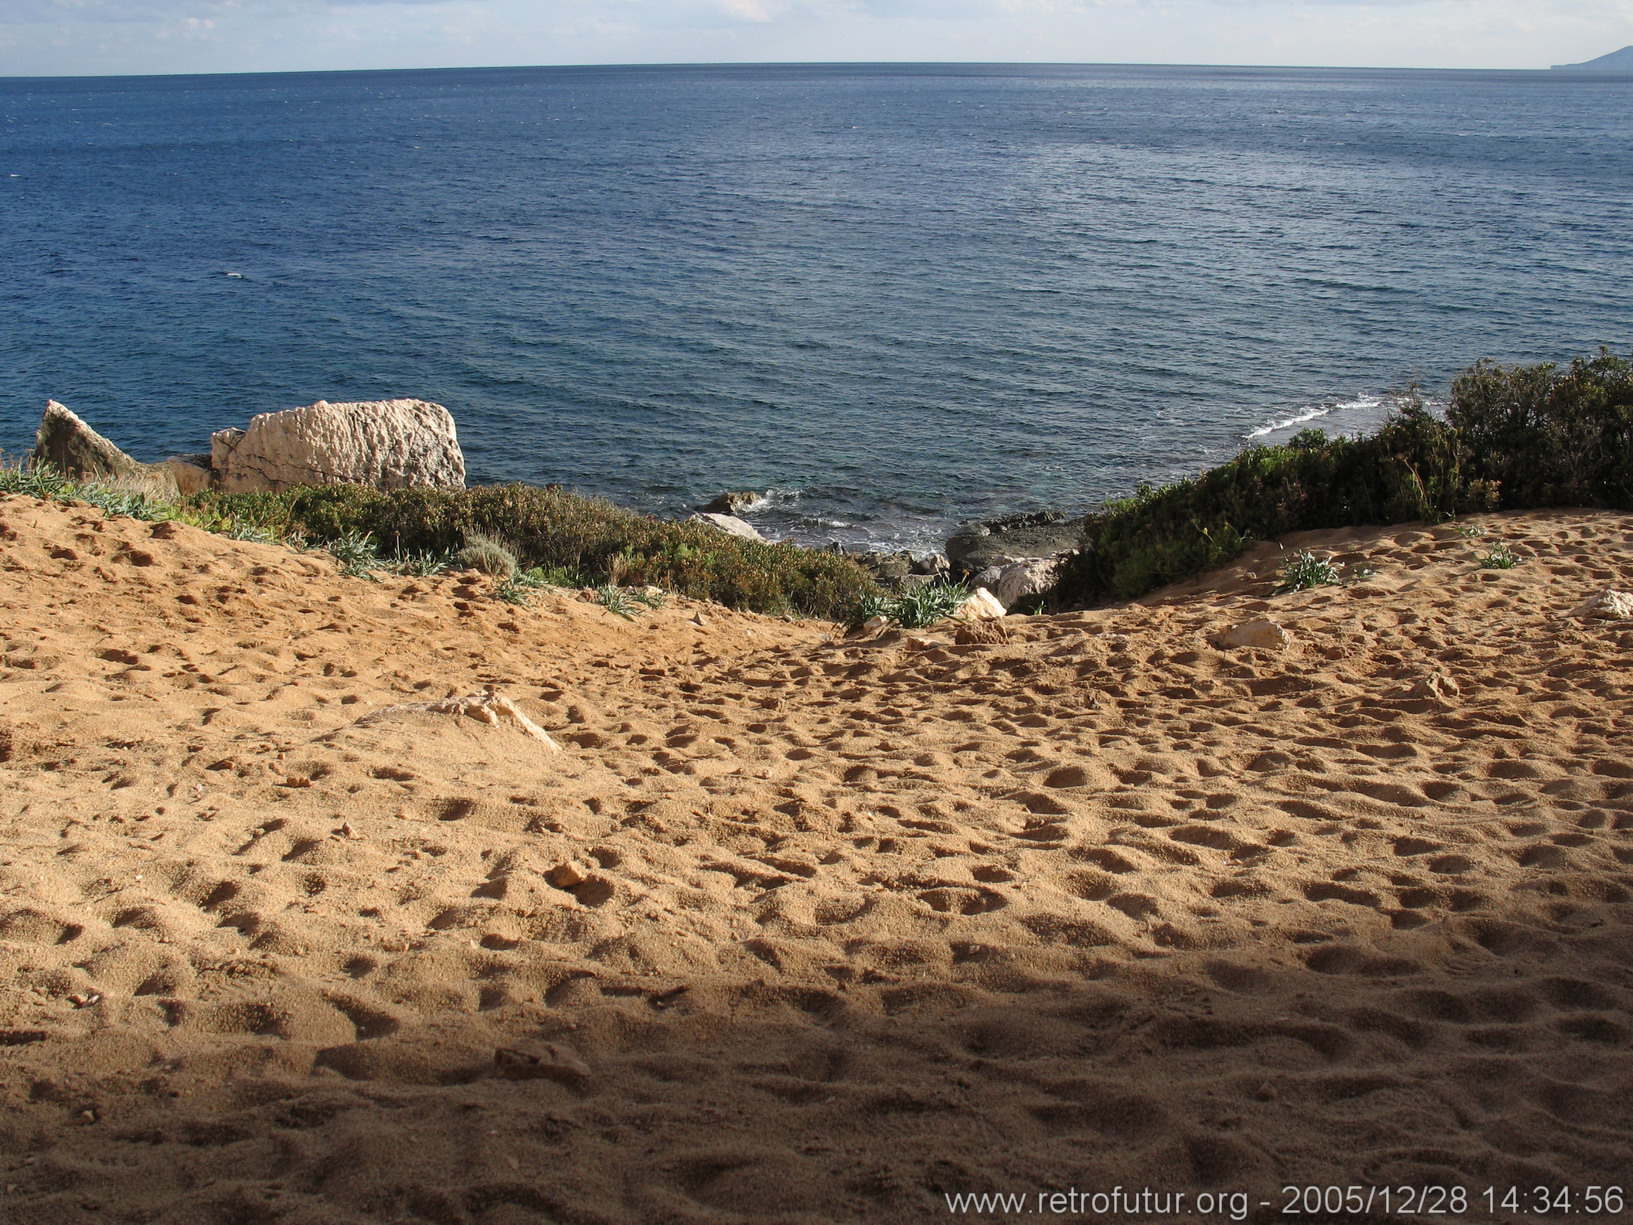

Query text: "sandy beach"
[1, 492, 1630, 1224]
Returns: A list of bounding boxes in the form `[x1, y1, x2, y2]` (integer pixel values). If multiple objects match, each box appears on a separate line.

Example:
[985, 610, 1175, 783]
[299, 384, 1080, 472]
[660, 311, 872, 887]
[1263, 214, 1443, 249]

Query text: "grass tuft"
[1275, 550, 1343, 594]
[849, 581, 970, 630]
[1477, 541, 1520, 570]
[455, 532, 518, 577]
[595, 585, 638, 619]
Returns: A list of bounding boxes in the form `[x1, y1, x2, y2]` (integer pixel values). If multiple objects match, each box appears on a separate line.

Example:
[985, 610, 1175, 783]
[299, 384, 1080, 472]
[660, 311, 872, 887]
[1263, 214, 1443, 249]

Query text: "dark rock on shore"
[700, 491, 764, 515]
[945, 509, 1081, 574]
[850, 549, 952, 590]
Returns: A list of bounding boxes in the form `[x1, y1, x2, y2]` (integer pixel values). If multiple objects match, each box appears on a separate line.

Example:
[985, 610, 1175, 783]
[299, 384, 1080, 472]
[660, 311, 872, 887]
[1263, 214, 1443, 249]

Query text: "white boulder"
[991, 557, 1059, 609]
[688, 512, 765, 542]
[212, 399, 465, 493]
[1570, 590, 1633, 620]
[950, 587, 1007, 621]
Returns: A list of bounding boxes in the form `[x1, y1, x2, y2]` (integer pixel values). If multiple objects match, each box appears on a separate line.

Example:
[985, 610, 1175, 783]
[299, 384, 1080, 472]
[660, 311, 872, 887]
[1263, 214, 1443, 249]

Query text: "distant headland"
[1551, 45, 1633, 71]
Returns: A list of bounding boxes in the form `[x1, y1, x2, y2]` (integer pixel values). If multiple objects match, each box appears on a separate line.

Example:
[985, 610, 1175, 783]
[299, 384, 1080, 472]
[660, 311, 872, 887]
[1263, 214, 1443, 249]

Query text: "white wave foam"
[1244, 395, 1384, 440]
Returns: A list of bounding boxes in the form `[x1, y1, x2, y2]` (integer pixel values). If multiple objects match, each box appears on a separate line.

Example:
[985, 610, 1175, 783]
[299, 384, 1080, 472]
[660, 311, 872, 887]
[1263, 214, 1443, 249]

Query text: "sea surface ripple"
[2, 63, 1629, 549]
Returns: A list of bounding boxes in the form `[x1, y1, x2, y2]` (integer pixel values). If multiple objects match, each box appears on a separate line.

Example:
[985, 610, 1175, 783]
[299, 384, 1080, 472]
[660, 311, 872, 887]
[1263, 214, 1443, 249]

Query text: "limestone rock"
[1409, 672, 1461, 703]
[992, 557, 1059, 609]
[950, 588, 1007, 622]
[700, 490, 763, 515]
[856, 550, 915, 585]
[166, 454, 213, 496]
[31, 401, 145, 480]
[852, 550, 951, 591]
[969, 565, 1005, 592]
[1211, 619, 1290, 650]
[1570, 590, 1633, 620]
[213, 399, 465, 493]
[210, 427, 245, 476]
[688, 512, 765, 542]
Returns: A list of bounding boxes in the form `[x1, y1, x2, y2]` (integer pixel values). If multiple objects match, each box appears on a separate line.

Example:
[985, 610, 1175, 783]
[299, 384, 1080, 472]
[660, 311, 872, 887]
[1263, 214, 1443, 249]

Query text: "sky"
[0, 0, 1629, 78]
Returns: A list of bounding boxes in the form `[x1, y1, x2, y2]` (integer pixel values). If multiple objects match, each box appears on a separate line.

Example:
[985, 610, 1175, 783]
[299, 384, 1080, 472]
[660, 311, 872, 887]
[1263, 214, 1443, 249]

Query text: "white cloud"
[0, 0, 1629, 73]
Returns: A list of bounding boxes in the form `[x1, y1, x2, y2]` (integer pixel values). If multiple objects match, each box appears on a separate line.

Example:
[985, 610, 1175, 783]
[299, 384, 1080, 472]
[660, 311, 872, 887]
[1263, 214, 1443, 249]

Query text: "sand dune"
[2, 494, 1631, 1224]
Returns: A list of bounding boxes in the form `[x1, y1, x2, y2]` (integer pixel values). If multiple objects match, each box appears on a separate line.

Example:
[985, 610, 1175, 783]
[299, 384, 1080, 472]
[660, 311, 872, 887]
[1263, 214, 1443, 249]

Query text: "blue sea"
[2, 63, 1630, 551]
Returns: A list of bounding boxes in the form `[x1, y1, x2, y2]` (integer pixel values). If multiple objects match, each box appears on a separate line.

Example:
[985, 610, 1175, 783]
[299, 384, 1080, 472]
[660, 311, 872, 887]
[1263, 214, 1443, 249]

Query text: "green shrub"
[1450, 350, 1633, 509]
[181, 482, 877, 620]
[1052, 394, 1483, 605]
[327, 529, 381, 578]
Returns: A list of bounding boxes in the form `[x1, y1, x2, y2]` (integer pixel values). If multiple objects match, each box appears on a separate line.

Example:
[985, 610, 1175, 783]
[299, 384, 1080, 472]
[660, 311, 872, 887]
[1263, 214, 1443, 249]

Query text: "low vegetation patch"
[180, 482, 877, 620]
[850, 581, 970, 630]
[1052, 350, 1633, 607]
[1274, 550, 1344, 594]
[1, 463, 877, 621]
[1476, 541, 1521, 570]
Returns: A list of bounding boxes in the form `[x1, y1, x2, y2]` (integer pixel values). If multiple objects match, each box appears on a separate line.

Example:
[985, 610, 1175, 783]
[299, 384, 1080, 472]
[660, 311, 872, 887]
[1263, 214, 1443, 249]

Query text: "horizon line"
[0, 57, 1619, 83]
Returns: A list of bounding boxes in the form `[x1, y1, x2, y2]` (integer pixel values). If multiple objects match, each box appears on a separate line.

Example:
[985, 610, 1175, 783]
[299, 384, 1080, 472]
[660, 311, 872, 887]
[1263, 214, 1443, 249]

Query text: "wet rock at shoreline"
[849, 549, 952, 591]
[212, 399, 466, 494]
[32, 401, 147, 481]
[945, 510, 1081, 574]
[700, 490, 764, 515]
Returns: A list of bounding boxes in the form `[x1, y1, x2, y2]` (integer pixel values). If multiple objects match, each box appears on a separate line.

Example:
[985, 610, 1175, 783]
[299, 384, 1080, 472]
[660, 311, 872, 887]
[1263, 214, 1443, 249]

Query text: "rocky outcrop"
[166, 454, 213, 496]
[688, 513, 766, 542]
[991, 557, 1060, 609]
[212, 399, 465, 494]
[31, 401, 146, 481]
[946, 510, 1080, 575]
[700, 491, 764, 515]
[851, 549, 951, 590]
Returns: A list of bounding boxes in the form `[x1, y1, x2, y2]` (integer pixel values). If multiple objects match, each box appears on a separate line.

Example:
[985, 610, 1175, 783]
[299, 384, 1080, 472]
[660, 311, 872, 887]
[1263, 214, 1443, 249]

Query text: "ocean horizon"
[3, 61, 1629, 550]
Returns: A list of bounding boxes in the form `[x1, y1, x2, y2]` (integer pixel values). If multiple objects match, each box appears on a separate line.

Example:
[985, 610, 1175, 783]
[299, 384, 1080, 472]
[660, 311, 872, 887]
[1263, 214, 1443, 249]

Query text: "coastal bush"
[181, 482, 877, 620]
[1052, 395, 1480, 604]
[1051, 351, 1633, 608]
[1451, 351, 1633, 509]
